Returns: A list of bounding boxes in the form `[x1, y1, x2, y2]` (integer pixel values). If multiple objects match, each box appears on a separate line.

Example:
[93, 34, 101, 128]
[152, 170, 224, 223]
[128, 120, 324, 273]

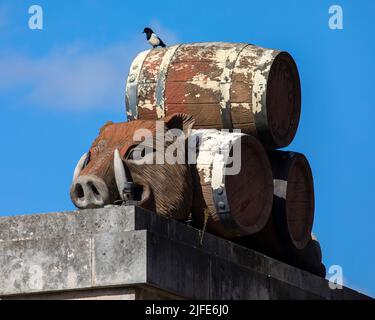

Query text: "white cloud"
[0, 41, 141, 111]
[0, 21, 179, 111]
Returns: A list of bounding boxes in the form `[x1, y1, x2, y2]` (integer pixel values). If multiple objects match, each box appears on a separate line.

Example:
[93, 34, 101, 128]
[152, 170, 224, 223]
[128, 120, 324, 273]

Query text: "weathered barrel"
[126, 42, 301, 149]
[235, 232, 325, 277]
[268, 150, 315, 250]
[234, 150, 315, 271]
[190, 129, 274, 238]
[284, 233, 326, 277]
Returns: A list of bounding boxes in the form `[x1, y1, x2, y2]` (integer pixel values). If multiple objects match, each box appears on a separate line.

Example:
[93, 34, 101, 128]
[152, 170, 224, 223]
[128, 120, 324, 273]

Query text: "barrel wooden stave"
[167, 103, 222, 129]
[235, 231, 325, 277]
[191, 129, 273, 238]
[287, 234, 326, 277]
[126, 42, 301, 149]
[268, 150, 315, 250]
[233, 150, 317, 275]
[136, 49, 167, 120]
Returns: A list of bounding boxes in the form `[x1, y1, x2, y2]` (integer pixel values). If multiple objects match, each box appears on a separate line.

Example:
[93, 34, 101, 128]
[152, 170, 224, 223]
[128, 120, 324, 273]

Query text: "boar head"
[70, 113, 195, 221]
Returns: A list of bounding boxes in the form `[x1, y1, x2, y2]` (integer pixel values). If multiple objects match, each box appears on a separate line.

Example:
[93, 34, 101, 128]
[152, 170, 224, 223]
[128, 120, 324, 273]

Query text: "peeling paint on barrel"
[193, 129, 243, 188]
[252, 49, 276, 114]
[125, 42, 301, 148]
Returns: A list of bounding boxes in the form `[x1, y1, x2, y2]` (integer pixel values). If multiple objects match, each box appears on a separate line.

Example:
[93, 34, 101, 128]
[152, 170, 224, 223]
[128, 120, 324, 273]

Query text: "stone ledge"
[0, 206, 370, 300]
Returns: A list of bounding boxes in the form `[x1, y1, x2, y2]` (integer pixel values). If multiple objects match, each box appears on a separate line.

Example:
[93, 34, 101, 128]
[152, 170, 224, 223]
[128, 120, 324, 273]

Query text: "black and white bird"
[143, 27, 166, 48]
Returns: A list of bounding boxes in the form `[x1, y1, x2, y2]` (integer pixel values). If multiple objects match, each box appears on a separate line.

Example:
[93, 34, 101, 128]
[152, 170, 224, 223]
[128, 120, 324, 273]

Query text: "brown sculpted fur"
[70, 113, 195, 221]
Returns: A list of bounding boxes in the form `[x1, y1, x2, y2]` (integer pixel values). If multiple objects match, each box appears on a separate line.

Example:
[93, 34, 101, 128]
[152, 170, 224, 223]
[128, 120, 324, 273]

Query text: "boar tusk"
[114, 149, 128, 200]
[72, 152, 89, 182]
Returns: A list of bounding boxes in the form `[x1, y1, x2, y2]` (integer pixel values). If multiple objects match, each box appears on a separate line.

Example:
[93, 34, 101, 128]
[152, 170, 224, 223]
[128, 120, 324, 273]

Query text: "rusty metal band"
[211, 151, 231, 214]
[219, 43, 249, 130]
[211, 133, 248, 237]
[211, 158, 248, 237]
[154, 44, 182, 119]
[125, 49, 151, 120]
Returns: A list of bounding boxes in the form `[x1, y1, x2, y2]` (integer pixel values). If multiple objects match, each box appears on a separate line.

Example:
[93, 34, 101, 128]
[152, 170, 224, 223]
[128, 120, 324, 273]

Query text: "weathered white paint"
[231, 102, 251, 110]
[211, 152, 226, 190]
[138, 99, 153, 110]
[147, 50, 162, 63]
[125, 43, 288, 136]
[192, 129, 244, 190]
[252, 49, 277, 114]
[155, 107, 163, 120]
[188, 78, 221, 97]
[155, 44, 181, 119]
[232, 45, 259, 77]
[126, 49, 151, 119]
[215, 45, 247, 124]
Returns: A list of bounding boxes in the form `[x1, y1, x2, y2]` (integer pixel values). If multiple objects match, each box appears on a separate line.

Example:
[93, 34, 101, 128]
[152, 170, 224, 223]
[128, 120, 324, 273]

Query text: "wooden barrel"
[190, 129, 274, 238]
[234, 150, 315, 269]
[287, 234, 326, 277]
[268, 150, 315, 250]
[235, 231, 325, 277]
[125, 42, 301, 149]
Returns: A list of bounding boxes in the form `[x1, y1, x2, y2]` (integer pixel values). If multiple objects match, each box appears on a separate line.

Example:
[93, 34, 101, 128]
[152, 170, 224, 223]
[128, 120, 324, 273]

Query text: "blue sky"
[0, 0, 374, 296]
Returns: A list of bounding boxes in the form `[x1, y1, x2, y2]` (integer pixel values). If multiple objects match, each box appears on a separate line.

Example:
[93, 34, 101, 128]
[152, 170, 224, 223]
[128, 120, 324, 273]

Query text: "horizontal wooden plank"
[166, 103, 222, 127]
[137, 106, 158, 120]
[230, 83, 252, 102]
[173, 43, 240, 63]
[165, 81, 221, 104]
[167, 61, 224, 82]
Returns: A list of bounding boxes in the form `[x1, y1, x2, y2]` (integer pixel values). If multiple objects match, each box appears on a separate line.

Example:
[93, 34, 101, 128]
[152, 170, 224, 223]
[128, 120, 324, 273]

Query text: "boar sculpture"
[70, 113, 326, 277]
[70, 113, 195, 221]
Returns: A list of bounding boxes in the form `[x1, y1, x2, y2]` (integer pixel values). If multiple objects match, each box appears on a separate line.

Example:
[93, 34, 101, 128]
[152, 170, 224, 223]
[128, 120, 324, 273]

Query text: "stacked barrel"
[125, 42, 325, 277]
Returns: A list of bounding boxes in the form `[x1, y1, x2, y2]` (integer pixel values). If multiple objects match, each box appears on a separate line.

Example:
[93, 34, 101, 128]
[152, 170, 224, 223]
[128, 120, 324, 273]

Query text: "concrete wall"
[0, 206, 370, 300]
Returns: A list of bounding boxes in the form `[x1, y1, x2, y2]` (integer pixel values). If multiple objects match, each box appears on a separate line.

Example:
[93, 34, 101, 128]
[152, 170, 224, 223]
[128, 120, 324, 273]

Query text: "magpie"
[143, 27, 166, 48]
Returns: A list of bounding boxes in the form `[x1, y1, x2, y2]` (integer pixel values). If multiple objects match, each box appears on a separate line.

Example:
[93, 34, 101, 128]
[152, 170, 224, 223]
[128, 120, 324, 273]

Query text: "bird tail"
[159, 39, 166, 48]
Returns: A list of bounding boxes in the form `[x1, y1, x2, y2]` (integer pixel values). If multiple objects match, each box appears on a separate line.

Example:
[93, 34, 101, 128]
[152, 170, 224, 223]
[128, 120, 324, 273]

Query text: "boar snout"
[70, 175, 110, 209]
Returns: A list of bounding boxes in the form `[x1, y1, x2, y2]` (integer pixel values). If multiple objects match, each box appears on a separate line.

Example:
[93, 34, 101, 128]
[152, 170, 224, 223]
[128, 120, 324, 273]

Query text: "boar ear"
[164, 113, 195, 137]
[99, 121, 114, 134]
